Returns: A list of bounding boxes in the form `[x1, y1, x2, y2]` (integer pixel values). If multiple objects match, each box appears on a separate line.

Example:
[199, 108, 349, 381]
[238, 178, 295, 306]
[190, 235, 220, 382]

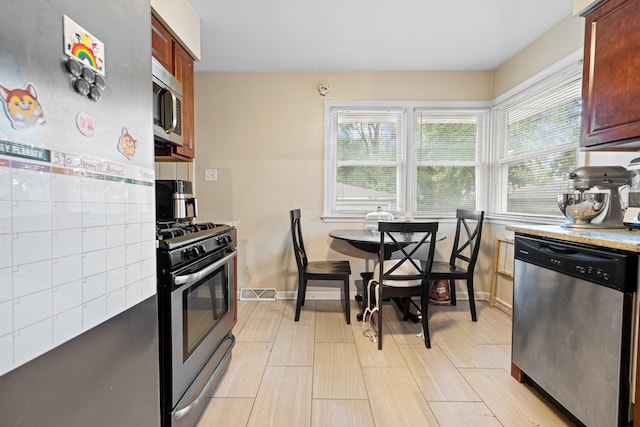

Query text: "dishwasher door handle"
[539, 242, 579, 256]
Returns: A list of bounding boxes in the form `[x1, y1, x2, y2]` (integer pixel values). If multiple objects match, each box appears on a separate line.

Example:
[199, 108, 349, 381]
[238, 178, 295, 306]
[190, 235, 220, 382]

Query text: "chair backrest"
[448, 209, 485, 273]
[290, 209, 307, 271]
[377, 221, 439, 288]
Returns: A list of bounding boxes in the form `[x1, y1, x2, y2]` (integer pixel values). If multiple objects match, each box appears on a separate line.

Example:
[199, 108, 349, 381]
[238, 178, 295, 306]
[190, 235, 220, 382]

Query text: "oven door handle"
[173, 334, 235, 421]
[174, 250, 236, 286]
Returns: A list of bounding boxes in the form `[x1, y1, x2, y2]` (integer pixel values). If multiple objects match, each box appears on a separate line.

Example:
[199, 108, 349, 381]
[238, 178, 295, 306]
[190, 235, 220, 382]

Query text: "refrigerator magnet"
[117, 127, 137, 160]
[0, 83, 46, 130]
[63, 16, 105, 76]
[76, 112, 95, 137]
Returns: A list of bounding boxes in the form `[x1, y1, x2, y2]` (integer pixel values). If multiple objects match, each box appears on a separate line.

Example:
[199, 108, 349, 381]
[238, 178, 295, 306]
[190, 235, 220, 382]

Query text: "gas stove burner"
[157, 222, 233, 268]
[156, 221, 219, 240]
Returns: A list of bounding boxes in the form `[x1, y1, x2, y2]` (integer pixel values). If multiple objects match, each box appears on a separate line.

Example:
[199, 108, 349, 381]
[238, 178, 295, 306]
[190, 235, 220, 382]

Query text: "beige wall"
[492, 14, 584, 98]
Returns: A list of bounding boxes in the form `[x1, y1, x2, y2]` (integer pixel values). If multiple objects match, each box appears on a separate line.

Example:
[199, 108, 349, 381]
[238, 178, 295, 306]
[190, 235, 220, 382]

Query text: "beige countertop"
[506, 224, 640, 253]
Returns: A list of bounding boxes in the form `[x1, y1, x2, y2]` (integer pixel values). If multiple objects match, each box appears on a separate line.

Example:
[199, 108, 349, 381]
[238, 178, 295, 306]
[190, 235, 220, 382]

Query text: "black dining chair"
[290, 209, 352, 324]
[363, 221, 438, 350]
[430, 209, 485, 321]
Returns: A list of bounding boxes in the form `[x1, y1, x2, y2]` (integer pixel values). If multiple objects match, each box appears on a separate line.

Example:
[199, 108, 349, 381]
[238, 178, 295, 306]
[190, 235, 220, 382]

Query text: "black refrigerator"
[0, 0, 160, 425]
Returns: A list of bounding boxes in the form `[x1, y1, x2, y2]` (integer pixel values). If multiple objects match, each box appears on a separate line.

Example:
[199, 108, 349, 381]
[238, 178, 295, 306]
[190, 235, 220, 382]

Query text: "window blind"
[493, 78, 581, 216]
[328, 108, 406, 214]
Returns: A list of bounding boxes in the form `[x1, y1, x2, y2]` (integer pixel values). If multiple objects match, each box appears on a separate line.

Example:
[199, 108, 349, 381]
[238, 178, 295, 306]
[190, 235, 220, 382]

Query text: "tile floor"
[197, 298, 577, 427]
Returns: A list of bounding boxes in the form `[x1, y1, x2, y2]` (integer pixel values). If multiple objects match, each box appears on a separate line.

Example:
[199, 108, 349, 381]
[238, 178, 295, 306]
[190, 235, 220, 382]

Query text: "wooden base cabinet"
[151, 16, 195, 161]
[580, 0, 640, 150]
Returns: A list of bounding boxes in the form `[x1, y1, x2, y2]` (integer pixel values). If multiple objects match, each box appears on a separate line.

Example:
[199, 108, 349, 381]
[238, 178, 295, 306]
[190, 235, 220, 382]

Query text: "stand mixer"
[559, 166, 629, 229]
[623, 158, 640, 229]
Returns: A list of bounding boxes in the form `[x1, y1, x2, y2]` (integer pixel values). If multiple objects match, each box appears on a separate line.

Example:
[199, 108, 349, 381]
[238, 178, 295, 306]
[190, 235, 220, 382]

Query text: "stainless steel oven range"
[157, 221, 236, 427]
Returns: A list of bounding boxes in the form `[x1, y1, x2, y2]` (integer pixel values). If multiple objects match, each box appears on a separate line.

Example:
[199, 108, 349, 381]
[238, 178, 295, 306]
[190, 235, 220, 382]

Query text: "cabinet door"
[151, 16, 173, 71]
[581, 0, 640, 149]
[173, 43, 195, 159]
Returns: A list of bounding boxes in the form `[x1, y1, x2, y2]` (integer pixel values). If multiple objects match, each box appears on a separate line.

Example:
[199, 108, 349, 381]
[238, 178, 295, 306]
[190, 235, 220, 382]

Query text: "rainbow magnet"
[63, 15, 105, 76]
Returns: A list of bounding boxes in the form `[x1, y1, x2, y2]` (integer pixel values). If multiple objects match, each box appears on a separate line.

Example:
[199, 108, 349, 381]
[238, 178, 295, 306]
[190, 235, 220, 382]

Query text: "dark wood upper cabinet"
[151, 16, 173, 72]
[580, 0, 640, 150]
[152, 16, 195, 161]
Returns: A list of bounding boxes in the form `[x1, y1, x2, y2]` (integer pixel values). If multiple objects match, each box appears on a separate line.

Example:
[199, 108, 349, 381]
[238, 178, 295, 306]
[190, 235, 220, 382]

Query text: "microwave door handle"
[168, 90, 178, 133]
[160, 89, 178, 134]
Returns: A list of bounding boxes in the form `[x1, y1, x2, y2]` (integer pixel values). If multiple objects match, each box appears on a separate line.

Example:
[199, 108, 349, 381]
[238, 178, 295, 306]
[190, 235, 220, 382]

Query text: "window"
[414, 110, 487, 215]
[325, 107, 407, 215]
[323, 54, 581, 221]
[491, 60, 582, 218]
[324, 102, 488, 219]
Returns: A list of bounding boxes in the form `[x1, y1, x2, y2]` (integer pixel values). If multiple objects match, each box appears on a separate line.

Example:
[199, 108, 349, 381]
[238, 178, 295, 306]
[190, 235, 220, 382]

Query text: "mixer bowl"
[557, 192, 608, 224]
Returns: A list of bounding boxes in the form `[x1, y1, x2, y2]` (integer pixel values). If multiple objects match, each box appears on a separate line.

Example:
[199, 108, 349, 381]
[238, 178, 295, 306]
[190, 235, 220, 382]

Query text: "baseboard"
[274, 290, 492, 302]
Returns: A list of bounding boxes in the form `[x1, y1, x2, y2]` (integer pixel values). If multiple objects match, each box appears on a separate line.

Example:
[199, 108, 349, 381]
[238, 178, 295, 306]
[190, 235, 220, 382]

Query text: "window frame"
[323, 51, 584, 223]
[489, 50, 584, 223]
[323, 101, 490, 220]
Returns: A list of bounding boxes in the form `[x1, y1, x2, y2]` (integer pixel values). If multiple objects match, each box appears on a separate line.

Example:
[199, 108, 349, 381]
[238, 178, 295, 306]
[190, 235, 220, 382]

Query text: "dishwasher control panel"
[515, 234, 637, 292]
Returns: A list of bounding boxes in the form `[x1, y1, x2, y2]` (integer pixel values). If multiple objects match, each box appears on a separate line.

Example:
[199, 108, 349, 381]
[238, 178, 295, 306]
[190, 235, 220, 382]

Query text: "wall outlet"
[205, 168, 218, 182]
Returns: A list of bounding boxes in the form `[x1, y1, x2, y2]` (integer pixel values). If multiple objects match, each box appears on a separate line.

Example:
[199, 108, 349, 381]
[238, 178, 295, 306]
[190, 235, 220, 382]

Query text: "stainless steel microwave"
[152, 57, 183, 146]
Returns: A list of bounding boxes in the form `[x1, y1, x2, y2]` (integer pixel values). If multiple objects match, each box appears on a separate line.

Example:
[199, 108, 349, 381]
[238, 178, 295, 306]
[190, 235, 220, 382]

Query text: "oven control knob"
[218, 234, 232, 245]
[196, 244, 206, 255]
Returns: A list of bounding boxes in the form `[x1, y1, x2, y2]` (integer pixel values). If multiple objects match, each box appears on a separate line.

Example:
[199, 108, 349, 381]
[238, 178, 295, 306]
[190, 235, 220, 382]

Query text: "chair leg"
[343, 276, 351, 325]
[421, 291, 431, 348]
[449, 279, 457, 305]
[466, 278, 477, 322]
[295, 277, 306, 322]
[402, 297, 410, 321]
[377, 296, 383, 350]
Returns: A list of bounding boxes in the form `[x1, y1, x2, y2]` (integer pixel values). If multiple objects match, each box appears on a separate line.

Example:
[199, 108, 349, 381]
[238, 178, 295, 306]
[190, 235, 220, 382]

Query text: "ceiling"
[189, 0, 574, 73]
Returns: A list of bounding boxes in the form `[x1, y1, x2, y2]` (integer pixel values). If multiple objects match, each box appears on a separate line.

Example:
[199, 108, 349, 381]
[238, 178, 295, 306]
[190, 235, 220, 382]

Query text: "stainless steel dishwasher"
[512, 234, 637, 427]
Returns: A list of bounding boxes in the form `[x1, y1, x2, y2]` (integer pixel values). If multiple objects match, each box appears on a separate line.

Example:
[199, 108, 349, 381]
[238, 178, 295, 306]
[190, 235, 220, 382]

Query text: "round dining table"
[329, 228, 446, 322]
[329, 229, 446, 259]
